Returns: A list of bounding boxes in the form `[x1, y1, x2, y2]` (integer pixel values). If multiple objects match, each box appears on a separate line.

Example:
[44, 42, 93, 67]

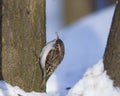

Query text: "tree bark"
[0, 0, 3, 80]
[1, 0, 46, 92]
[104, 0, 120, 87]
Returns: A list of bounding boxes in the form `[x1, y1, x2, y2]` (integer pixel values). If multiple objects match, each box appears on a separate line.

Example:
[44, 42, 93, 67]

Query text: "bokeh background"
[46, 1, 116, 95]
[64, 0, 114, 25]
[46, 0, 115, 35]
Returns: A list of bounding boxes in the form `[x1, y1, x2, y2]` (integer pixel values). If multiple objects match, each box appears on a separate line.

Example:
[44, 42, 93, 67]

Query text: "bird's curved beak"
[55, 32, 59, 39]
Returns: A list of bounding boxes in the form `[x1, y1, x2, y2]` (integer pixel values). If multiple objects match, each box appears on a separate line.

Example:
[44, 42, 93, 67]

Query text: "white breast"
[40, 39, 56, 69]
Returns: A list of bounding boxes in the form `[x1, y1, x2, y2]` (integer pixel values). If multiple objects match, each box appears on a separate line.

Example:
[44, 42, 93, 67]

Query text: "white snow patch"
[0, 60, 120, 96]
[67, 60, 120, 96]
[0, 81, 47, 96]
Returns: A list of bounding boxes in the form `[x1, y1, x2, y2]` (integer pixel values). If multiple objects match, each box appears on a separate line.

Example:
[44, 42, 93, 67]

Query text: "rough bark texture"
[1, 0, 46, 92]
[104, 1, 120, 87]
[0, 0, 3, 80]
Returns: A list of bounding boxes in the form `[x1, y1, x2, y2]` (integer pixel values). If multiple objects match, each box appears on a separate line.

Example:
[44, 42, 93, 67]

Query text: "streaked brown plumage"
[45, 38, 65, 80]
[39, 32, 65, 90]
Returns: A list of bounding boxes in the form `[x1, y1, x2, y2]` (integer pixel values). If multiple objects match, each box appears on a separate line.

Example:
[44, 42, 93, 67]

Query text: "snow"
[1, 60, 120, 96]
[1, 4, 119, 96]
[0, 81, 46, 96]
[67, 60, 120, 96]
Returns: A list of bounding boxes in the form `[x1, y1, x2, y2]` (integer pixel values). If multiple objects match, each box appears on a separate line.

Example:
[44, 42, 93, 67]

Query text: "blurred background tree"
[46, 0, 115, 34]
[64, 0, 115, 25]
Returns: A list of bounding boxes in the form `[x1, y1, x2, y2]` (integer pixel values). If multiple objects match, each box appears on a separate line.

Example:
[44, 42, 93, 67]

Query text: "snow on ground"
[0, 60, 120, 96]
[0, 81, 46, 96]
[67, 60, 120, 96]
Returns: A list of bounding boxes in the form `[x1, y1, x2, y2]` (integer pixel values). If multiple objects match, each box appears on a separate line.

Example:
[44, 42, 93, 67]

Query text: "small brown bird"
[39, 32, 65, 89]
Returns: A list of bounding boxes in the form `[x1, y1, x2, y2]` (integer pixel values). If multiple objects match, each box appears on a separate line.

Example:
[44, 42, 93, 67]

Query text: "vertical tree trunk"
[0, 0, 3, 80]
[104, 1, 120, 87]
[1, 0, 46, 92]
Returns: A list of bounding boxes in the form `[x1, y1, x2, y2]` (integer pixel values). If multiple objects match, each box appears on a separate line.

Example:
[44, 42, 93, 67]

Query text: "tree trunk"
[1, 0, 46, 92]
[104, 1, 120, 87]
[0, 0, 3, 80]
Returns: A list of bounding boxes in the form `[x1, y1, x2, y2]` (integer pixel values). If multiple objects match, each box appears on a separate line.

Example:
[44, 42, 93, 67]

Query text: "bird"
[39, 32, 65, 90]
